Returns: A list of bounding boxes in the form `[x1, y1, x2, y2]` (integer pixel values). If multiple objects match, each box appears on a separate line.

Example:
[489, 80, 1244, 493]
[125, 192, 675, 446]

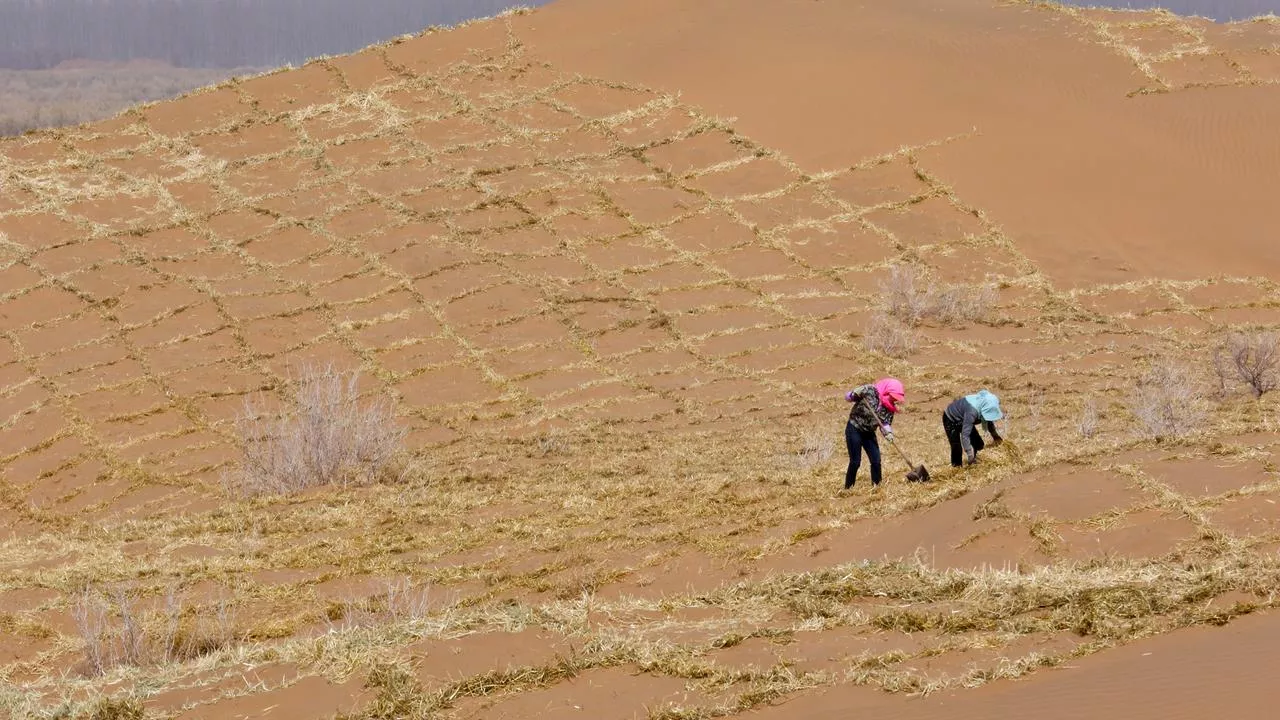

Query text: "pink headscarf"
[874, 377, 905, 413]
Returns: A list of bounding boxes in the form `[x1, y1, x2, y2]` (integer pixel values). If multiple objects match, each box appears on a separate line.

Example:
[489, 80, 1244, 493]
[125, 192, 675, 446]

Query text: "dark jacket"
[943, 397, 1002, 462]
[848, 384, 894, 433]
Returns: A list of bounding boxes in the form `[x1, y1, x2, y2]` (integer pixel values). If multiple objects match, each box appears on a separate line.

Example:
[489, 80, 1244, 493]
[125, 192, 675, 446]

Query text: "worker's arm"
[960, 406, 977, 463]
[875, 404, 894, 435]
[985, 420, 1003, 445]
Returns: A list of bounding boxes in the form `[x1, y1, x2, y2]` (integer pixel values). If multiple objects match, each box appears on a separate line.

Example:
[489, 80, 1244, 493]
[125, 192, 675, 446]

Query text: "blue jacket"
[944, 390, 1003, 461]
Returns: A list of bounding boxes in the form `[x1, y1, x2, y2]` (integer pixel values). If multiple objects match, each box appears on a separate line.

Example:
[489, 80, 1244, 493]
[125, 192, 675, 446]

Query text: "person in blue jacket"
[942, 389, 1004, 467]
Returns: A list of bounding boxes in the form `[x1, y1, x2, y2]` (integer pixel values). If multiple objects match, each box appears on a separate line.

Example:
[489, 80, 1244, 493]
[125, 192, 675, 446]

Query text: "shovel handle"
[884, 434, 915, 464]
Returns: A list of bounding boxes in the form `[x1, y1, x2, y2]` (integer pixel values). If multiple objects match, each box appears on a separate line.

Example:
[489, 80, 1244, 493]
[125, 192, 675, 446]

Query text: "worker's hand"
[883, 428, 894, 441]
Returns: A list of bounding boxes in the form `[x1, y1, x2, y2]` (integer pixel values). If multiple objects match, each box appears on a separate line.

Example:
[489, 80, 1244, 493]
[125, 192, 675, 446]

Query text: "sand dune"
[515, 0, 1280, 285]
[746, 608, 1280, 718]
[1, 1, 1279, 717]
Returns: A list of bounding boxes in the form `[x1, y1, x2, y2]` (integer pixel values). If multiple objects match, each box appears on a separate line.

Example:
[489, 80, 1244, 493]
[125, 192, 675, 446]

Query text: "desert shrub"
[879, 264, 932, 325]
[234, 363, 406, 496]
[862, 310, 918, 358]
[1077, 396, 1099, 439]
[326, 577, 436, 632]
[73, 586, 235, 677]
[782, 425, 837, 470]
[1213, 331, 1280, 398]
[74, 587, 143, 677]
[877, 264, 996, 328]
[927, 282, 998, 326]
[1128, 357, 1207, 440]
[161, 592, 237, 664]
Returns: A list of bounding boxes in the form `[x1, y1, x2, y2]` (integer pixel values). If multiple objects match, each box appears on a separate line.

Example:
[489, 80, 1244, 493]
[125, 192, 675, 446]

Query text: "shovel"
[856, 395, 930, 482]
[883, 432, 930, 482]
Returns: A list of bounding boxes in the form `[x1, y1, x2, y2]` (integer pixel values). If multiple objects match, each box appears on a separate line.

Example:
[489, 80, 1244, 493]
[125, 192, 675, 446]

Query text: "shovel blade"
[906, 465, 930, 482]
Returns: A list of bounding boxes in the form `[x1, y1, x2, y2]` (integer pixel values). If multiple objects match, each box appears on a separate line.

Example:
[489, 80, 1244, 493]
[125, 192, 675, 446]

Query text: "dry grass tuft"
[74, 587, 146, 677]
[880, 264, 933, 325]
[927, 282, 998, 327]
[1077, 396, 1100, 439]
[862, 310, 919, 358]
[232, 363, 407, 496]
[341, 661, 427, 720]
[1214, 331, 1280, 398]
[87, 696, 146, 720]
[781, 424, 838, 470]
[877, 264, 996, 328]
[73, 586, 237, 677]
[328, 577, 439, 632]
[972, 489, 1015, 520]
[1128, 357, 1208, 440]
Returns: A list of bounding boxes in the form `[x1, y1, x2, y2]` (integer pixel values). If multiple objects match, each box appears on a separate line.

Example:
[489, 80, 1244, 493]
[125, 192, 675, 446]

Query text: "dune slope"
[1, 1, 1279, 718]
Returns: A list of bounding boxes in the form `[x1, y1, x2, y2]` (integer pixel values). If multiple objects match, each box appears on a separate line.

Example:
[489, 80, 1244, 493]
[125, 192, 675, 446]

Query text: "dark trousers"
[845, 423, 882, 488]
[943, 415, 984, 467]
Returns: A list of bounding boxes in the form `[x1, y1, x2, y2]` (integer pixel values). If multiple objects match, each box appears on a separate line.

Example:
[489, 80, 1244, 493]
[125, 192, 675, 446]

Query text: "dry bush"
[73, 586, 236, 677]
[879, 265, 932, 325]
[381, 578, 435, 624]
[161, 592, 238, 664]
[1213, 331, 1280, 398]
[1077, 396, 1099, 439]
[927, 282, 998, 326]
[74, 587, 142, 677]
[234, 363, 406, 496]
[1128, 357, 1207, 440]
[782, 425, 837, 470]
[877, 264, 996, 328]
[862, 310, 918, 358]
[326, 578, 441, 633]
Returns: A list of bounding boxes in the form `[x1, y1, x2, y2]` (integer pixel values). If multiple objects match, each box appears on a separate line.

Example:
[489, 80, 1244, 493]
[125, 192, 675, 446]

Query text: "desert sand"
[1, 0, 1279, 717]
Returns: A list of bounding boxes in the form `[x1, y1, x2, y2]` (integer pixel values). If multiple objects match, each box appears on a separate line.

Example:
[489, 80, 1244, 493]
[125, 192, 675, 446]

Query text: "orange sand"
[2, 1, 1279, 717]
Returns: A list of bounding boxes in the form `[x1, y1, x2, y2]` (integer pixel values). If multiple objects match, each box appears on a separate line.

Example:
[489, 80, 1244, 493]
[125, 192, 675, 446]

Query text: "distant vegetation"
[0, 0, 547, 137]
[0, 62, 262, 136]
[0, 0, 544, 70]
[1055, 1, 1279, 23]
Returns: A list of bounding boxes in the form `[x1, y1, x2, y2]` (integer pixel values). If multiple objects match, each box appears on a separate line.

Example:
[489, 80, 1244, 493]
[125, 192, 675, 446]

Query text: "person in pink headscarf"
[841, 377, 905, 490]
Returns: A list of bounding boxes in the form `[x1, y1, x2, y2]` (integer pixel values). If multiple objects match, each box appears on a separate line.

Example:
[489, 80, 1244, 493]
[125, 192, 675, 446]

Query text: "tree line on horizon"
[0, 63, 249, 136]
[0, 0, 543, 70]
